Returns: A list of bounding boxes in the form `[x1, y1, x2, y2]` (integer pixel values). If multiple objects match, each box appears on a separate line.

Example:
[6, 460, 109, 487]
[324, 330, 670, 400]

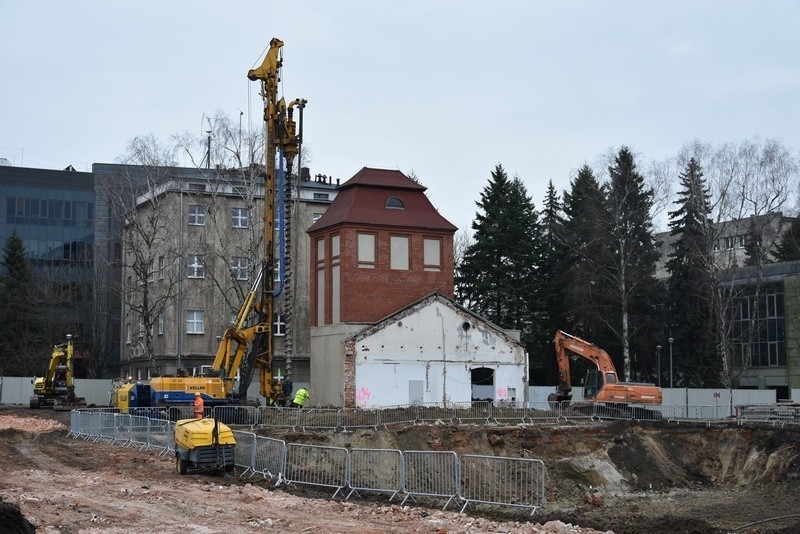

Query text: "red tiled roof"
[308, 167, 456, 233]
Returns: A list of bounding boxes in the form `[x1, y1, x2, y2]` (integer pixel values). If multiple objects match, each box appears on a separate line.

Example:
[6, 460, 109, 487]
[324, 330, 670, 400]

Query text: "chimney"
[301, 167, 311, 181]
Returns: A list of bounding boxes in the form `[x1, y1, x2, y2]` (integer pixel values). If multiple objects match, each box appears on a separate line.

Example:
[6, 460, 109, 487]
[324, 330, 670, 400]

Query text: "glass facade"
[728, 282, 786, 368]
[1, 186, 94, 266]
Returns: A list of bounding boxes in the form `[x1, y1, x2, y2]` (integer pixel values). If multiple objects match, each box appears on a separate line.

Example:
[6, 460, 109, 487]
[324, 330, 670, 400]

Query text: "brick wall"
[311, 226, 454, 325]
[343, 339, 356, 407]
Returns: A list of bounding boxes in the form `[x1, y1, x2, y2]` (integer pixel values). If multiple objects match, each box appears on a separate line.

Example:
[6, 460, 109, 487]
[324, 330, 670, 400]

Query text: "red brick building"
[307, 167, 457, 325]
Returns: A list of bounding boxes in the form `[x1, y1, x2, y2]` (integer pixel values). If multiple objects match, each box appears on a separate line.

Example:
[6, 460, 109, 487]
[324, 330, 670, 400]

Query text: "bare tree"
[678, 138, 799, 386]
[105, 135, 184, 377]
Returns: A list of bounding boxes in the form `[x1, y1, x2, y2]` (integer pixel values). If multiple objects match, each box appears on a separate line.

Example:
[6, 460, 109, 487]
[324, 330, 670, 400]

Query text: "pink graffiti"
[496, 387, 508, 399]
[356, 387, 372, 406]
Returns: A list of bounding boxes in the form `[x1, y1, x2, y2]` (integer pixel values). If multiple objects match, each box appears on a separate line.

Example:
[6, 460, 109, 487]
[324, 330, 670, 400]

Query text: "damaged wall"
[346, 295, 527, 408]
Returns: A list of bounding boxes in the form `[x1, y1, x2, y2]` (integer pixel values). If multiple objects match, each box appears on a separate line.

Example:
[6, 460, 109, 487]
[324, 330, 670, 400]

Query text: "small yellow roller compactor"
[173, 418, 236, 475]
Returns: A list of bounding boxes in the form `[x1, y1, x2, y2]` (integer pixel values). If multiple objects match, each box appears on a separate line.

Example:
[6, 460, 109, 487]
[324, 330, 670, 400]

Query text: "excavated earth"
[0, 407, 799, 533]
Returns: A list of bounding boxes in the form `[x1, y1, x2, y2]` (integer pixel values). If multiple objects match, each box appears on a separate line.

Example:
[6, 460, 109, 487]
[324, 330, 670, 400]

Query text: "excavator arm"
[551, 330, 621, 404]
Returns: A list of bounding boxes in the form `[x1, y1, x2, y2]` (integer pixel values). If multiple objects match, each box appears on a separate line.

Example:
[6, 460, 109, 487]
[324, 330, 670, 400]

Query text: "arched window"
[385, 197, 405, 209]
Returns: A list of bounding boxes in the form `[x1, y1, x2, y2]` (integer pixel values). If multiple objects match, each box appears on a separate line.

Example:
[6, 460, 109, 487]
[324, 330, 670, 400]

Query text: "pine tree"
[457, 164, 545, 351]
[665, 158, 720, 387]
[0, 231, 43, 375]
[773, 217, 800, 262]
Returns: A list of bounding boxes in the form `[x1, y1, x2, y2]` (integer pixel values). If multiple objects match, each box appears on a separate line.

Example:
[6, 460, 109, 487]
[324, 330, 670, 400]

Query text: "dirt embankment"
[263, 420, 800, 533]
[1, 407, 799, 533]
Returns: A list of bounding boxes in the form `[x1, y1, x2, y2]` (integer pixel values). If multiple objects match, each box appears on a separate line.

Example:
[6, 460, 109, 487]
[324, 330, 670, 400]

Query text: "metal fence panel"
[378, 406, 417, 427]
[416, 404, 456, 424]
[284, 443, 348, 498]
[339, 408, 379, 430]
[214, 406, 260, 426]
[259, 406, 299, 428]
[451, 402, 492, 424]
[346, 448, 403, 500]
[459, 454, 546, 515]
[524, 401, 560, 422]
[491, 401, 526, 424]
[253, 436, 286, 480]
[232, 431, 257, 473]
[296, 407, 340, 430]
[126, 415, 150, 449]
[146, 418, 173, 452]
[401, 450, 459, 509]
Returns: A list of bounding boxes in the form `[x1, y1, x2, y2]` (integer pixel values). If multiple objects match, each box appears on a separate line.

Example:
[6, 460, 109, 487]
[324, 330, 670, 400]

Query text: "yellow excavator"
[30, 335, 86, 409]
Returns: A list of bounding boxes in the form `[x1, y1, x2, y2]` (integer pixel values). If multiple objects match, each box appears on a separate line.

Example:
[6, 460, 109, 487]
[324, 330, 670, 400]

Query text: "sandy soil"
[1, 407, 799, 533]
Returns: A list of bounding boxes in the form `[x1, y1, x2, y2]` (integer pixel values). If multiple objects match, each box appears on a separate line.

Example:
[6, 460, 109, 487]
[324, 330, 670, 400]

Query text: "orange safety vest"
[193, 395, 204, 418]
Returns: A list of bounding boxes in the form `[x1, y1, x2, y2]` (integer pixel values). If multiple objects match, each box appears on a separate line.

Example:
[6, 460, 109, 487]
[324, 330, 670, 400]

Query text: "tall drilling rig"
[245, 38, 303, 401]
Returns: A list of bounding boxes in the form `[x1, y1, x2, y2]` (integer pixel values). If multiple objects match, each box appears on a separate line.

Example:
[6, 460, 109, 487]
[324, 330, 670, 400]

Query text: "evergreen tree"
[457, 164, 545, 352]
[773, 217, 800, 262]
[605, 147, 661, 381]
[0, 231, 43, 375]
[560, 165, 614, 346]
[537, 180, 568, 382]
[665, 157, 720, 387]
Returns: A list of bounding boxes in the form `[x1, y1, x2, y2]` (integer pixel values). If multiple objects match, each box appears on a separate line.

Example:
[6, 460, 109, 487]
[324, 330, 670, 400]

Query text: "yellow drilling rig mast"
[239, 38, 303, 402]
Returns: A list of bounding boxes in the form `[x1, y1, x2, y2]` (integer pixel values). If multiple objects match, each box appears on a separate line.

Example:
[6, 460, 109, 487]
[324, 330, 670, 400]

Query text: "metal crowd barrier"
[736, 403, 800, 426]
[459, 454, 546, 515]
[401, 450, 460, 509]
[346, 448, 403, 501]
[283, 443, 349, 498]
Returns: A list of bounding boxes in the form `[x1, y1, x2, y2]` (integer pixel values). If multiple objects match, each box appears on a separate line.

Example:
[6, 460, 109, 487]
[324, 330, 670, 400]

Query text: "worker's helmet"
[195, 392, 201, 396]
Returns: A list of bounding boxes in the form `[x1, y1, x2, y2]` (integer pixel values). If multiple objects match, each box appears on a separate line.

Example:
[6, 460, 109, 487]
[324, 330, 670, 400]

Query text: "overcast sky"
[2, 1, 799, 232]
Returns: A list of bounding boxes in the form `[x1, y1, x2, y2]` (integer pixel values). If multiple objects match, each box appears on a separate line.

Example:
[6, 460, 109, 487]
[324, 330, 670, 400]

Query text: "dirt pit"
[1, 407, 799, 533]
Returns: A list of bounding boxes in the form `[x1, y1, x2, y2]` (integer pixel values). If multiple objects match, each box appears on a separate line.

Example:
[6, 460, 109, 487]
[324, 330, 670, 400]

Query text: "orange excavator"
[549, 330, 662, 416]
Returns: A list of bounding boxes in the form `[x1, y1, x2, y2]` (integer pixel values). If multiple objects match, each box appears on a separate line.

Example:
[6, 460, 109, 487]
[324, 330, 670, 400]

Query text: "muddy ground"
[0, 407, 799, 533]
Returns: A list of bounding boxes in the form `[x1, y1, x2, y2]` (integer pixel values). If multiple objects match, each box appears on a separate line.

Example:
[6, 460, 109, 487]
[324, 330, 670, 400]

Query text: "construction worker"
[193, 392, 204, 419]
[291, 387, 310, 408]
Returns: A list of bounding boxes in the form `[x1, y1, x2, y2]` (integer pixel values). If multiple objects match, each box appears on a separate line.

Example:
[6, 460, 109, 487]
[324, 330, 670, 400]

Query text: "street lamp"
[656, 345, 662, 387]
[668, 337, 675, 388]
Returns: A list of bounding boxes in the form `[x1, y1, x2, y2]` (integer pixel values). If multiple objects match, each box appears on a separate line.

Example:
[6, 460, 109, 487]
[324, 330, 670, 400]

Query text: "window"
[232, 207, 249, 228]
[738, 234, 747, 248]
[385, 196, 405, 209]
[313, 193, 329, 201]
[126, 276, 132, 299]
[390, 235, 409, 270]
[317, 238, 325, 265]
[713, 239, 720, 252]
[157, 314, 164, 335]
[138, 315, 144, 338]
[147, 259, 155, 282]
[724, 236, 735, 249]
[273, 313, 286, 336]
[424, 238, 441, 271]
[126, 323, 131, 344]
[186, 310, 204, 334]
[230, 257, 249, 280]
[188, 205, 205, 226]
[187, 255, 205, 278]
[358, 233, 376, 268]
[158, 256, 165, 279]
[331, 234, 340, 258]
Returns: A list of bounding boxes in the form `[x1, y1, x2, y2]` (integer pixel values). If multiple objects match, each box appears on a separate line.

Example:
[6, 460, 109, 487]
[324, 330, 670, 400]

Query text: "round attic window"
[385, 196, 405, 209]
